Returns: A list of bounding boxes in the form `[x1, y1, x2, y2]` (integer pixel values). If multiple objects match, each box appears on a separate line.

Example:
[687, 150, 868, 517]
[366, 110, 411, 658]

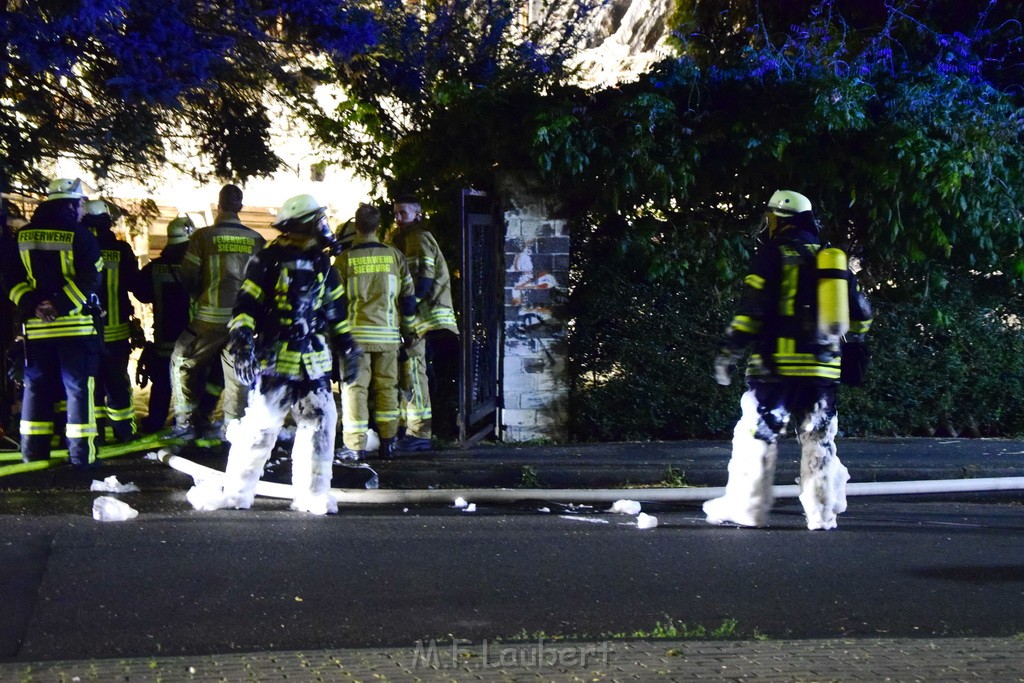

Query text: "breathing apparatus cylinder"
[816, 247, 850, 348]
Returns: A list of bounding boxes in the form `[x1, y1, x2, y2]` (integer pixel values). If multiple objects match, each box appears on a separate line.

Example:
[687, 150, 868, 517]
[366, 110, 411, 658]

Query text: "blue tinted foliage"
[0, 0, 384, 188]
[702, 0, 1000, 92]
[516, 41, 552, 75]
[1, 0, 590, 190]
[3, 0, 124, 77]
[104, 2, 227, 106]
[269, 0, 380, 57]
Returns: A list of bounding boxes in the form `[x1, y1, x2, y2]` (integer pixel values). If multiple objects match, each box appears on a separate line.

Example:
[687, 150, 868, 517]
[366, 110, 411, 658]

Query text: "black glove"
[82, 292, 106, 332]
[333, 333, 363, 385]
[403, 331, 425, 358]
[128, 317, 147, 350]
[228, 328, 259, 386]
[398, 331, 415, 364]
[840, 340, 871, 386]
[342, 345, 363, 384]
[714, 349, 737, 386]
[135, 342, 155, 388]
[6, 338, 25, 384]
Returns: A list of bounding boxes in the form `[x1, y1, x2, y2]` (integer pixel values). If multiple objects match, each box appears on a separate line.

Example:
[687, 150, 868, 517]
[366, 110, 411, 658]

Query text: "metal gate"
[458, 189, 501, 445]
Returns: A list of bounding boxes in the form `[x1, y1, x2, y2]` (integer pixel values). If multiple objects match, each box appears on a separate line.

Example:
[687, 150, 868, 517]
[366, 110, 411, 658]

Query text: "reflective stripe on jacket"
[95, 231, 140, 342]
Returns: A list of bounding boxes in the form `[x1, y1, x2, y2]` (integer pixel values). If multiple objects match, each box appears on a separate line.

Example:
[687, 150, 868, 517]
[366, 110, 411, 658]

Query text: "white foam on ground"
[636, 513, 658, 529]
[92, 496, 139, 522]
[610, 500, 641, 515]
[90, 476, 140, 493]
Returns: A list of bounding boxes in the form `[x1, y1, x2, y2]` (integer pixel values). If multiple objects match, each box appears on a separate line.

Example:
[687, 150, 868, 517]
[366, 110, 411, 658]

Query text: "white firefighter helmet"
[272, 194, 325, 229]
[166, 216, 195, 245]
[83, 200, 110, 216]
[767, 190, 812, 216]
[47, 178, 86, 200]
[82, 198, 124, 221]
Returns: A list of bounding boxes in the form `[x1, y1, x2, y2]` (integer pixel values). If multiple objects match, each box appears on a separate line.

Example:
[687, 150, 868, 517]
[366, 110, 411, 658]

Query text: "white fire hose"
[156, 450, 1024, 505]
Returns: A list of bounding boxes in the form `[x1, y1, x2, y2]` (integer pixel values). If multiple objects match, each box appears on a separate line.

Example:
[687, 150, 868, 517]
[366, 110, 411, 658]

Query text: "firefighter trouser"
[21, 335, 100, 467]
[703, 381, 849, 530]
[171, 323, 247, 428]
[343, 349, 400, 450]
[94, 339, 136, 442]
[142, 353, 224, 433]
[398, 331, 459, 440]
[202, 376, 337, 514]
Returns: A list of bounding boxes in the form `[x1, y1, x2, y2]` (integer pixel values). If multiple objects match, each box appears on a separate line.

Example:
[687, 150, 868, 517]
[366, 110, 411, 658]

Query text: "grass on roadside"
[518, 465, 540, 488]
[603, 617, 738, 639]
[499, 616, 749, 643]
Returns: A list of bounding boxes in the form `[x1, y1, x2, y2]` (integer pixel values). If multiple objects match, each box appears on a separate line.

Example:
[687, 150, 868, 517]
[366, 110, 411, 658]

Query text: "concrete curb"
[3, 437, 1024, 492]
[2, 637, 1021, 681]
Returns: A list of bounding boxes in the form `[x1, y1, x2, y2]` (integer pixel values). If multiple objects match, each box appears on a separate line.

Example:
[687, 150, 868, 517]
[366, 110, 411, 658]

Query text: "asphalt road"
[1, 490, 1022, 663]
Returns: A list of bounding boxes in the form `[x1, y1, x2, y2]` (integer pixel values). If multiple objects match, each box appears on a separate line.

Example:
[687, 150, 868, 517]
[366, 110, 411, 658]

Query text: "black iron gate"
[458, 189, 501, 445]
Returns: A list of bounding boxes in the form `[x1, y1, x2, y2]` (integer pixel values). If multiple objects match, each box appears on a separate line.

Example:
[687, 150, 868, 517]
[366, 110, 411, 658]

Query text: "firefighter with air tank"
[705, 190, 872, 530]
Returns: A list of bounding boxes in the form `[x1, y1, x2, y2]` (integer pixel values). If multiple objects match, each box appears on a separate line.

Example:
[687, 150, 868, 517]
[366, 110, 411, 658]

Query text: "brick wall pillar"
[497, 173, 570, 442]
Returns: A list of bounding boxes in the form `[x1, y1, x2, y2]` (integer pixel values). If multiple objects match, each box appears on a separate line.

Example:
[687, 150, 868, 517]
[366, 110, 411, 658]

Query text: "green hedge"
[568, 234, 1024, 440]
[838, 276, 1024, 437]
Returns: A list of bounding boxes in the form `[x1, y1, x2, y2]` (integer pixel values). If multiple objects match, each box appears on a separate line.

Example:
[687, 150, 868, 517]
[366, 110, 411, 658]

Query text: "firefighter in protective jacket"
[388, 194, 459, 451]
[333, 203, 417, 459]
[8, 179, 103, 469]
[704, 190, 872, 530]
[188, 194, 362, 515]
[171, 184, 265, 439]
[135, 216, 223, 432]
[81, 199, 140, 442]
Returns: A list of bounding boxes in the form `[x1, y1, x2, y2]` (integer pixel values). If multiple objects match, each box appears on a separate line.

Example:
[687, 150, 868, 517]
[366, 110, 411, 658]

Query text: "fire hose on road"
[156, 449, 1024, 505]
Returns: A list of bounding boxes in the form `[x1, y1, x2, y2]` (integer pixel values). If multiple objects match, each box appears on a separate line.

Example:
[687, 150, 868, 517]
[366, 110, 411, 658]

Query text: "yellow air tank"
[817, 247, 850, 342]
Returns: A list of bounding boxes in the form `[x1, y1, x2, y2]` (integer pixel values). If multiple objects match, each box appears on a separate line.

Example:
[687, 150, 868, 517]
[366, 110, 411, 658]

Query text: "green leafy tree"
[290, 0, 599, 200]
[537, 2, 1024, 287]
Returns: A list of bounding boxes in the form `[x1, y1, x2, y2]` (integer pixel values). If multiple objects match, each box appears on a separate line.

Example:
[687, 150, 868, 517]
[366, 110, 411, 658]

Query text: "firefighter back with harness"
[705, 190, 873, 530]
